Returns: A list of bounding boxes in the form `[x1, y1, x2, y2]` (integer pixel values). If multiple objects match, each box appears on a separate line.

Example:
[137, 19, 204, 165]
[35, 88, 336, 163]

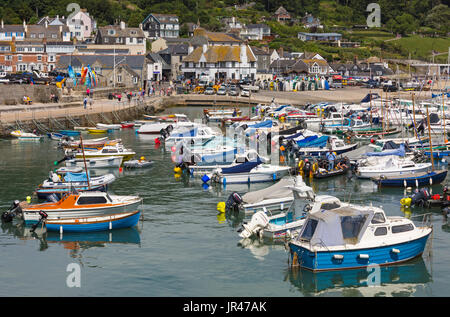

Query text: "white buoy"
[109, 221, 112, 230]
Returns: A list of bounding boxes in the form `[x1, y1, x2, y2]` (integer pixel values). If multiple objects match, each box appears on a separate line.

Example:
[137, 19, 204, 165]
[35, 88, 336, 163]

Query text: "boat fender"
[201, 174, 211, 183]
[174, 167, 182, 174]
[400, 197, 412, 207]
[217, 202, 226, 213]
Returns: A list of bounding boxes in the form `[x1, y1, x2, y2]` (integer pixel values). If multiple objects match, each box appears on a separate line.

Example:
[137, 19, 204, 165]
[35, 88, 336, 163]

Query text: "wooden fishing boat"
[372, 170, 448, 187]
[21, 191, 143, 224]
[42, 210, 141, 233]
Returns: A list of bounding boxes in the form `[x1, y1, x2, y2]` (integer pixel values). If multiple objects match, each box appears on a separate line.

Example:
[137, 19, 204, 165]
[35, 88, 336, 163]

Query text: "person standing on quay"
[83, 97, 88, 109]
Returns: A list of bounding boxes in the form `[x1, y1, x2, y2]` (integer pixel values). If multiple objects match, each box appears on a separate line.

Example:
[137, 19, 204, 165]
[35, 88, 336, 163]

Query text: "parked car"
[216, 86, 227, 95]
[382, 83, 398, 92]
[365, 80, 380, 89]
[204, 86, 215, 95]
[228, 88, 239, 96]
[241, 88, 251, 97]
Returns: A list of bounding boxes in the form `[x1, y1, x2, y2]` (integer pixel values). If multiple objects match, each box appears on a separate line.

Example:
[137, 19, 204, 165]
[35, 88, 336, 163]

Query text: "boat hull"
[372, 170, 447, 187]
[356, 163, 432, 179]
[44, 211, 140, 233]
[22, 199, 142, 224]
[296, 144, 357, 157]
[289, 233, 431, 271]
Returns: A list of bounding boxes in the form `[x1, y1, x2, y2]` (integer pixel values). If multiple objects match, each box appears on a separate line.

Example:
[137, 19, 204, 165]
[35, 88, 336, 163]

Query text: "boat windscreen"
[300, 218, 318, 241]
[340, 215, 367, 244]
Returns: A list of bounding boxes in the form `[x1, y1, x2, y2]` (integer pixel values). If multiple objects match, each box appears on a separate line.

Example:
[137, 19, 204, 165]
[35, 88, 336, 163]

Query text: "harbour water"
[1, 106, 450, 297]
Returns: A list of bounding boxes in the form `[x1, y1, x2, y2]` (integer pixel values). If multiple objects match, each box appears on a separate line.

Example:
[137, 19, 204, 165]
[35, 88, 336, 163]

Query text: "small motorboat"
[314, 166, 351, 179]
[204, 158, 292, 185]
[288, 194, 433, 271]
[47, 132, 65, 140]
[74, 144, 135, 162]
[65, 156, 124, 169]
[20, 191, 143, 224]
[10, 130, 43, 141]
[38, 210, 141, 233]
[35, 171, 116, 200]
[96, 123, 121, 130]
[121, 122, 135, 129]
[59, 130, 81, 136]
[237, 176, 314, 239]
[372, 170, 448, 187]
[123, 157, 154, 169]
[224, 176, 304, 216]
[87, 128, 109, 134]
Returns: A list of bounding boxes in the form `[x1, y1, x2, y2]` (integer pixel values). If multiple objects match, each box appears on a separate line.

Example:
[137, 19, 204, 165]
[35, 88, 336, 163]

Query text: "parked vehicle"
[229, 88, 239, 96]
[204, 86, 215, 95]
[217, 86, 227, 95]
[241, 88, 251, 97]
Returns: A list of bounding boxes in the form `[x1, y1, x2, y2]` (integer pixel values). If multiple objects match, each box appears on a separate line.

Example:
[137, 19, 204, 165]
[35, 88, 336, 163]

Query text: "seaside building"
[141, 14, 180, 39]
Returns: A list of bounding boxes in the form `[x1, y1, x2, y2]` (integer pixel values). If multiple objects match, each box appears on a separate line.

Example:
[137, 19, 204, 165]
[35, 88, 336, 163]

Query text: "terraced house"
[0, 20, 71, 74]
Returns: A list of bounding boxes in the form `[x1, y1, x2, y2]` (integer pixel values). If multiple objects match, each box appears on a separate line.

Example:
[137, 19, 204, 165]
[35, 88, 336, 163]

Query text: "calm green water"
[1, 107, 450, 297]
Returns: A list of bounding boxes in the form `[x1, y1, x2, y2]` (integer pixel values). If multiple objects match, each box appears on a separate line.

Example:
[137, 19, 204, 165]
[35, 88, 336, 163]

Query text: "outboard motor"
[160, 128, 169, 140]
[166, 125, 173, 133]
[1, 200, 22, 223]
[31, 211, 48, 232]
[225, 192, 243, 212]
[238, 211, 270, 239]
[410, 188, 430, 207]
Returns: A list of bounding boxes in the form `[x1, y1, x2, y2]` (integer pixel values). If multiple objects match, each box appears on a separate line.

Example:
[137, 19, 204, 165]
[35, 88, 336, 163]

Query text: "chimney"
[240, 43, 247, 64]
[188, 44, 194, 55]
[56, 15, 59, 20]
[23, 20, 27, 33]
[279, 47, 284, 59]
[45, 20, 48, 28]
[120, 21, 126, 30]
[202, 44, 207, 54]
[1, 20, 3, 29]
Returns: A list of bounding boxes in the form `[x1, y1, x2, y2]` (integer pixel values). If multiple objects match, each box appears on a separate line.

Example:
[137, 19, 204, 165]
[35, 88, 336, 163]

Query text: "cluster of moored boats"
[5, 90, 450, 272]
[4, 127, 154, 233]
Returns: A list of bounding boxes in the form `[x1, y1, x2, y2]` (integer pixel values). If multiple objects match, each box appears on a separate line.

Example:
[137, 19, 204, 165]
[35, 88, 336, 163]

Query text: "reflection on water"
[238, 237, 287, 261]
[1, 221, 141, 257]
[286, 257, 432, 297]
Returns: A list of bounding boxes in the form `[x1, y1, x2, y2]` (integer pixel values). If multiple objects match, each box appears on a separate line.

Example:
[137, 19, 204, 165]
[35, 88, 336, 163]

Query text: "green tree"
[424, 4, 450, 33]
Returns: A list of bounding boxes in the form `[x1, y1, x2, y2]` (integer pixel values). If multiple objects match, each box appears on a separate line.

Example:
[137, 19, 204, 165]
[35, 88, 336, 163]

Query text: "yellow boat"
[87, 128, 108, 134]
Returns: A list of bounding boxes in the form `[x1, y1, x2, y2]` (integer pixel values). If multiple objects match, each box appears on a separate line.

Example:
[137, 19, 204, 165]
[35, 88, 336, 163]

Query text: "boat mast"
[412, 93, 418, 139]
[79, 135, 91, 189]
[426, 104, 435, 171]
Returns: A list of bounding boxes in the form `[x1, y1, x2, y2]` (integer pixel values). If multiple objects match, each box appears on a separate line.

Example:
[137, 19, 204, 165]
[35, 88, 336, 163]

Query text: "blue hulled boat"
[372, 170, 448, 187]
[44, 210, 141, 233]
[288, 192, 432, 271]
[59, 130, 81, 136]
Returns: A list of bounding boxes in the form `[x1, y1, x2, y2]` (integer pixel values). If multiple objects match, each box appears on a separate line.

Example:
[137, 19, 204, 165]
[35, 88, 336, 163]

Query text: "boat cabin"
[295, 196, 418, 249]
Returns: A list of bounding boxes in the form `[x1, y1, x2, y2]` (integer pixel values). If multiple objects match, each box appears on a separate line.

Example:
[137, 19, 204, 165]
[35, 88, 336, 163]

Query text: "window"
[117, 75, 122, 83]
[30, 33, 36, 38]
[374, 227, 387, 236]
[300, 219, 318, 241]
[39, 33, 44, 38]
[392, 224, 414, 233]
[133, 77, 138, 84]
[371, 212, 386, 224]
[6, 55, 12, 61]
[16, 47, 24, 52]
[37, 55, 42, 61]
[17, 55, 22, 61]
[18, 64, 27, 71]
[340, 215, 367, 241]
[77, 196, 107, 205]
[49, 55, 55, 62]
[51, 33, 57, 38]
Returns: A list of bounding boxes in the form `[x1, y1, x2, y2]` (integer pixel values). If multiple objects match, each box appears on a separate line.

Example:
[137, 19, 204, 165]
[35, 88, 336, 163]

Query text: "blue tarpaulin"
[221, 157, 262, 174]
[366, 144, 406, 157]
[64, 172, 90, 182]
[296, 135, 329, 148]
[247, 120, 273, 129]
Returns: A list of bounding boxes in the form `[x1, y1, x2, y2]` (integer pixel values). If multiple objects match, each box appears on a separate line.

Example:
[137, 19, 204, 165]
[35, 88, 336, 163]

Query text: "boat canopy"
[221, 157, 262, 174]
[242, 177, 294, 204]
[247, 120, 273, 129]
[200, 149, 237, 164]
[366, 144, 405, 157]
[297, 135, 329, 148]
[302, 200, 373, 247]
[64, 172, 90, 182]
